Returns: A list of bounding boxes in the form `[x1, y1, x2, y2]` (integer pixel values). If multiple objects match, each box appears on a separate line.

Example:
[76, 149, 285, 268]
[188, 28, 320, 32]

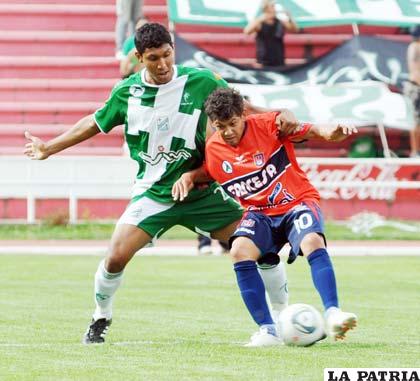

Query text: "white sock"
[258, 262, 289, 316]
[92, 259, 123, 321]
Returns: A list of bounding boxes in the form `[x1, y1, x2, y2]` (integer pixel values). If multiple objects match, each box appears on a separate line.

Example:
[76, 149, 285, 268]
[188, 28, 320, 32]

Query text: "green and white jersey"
[94, 65, 228, 203]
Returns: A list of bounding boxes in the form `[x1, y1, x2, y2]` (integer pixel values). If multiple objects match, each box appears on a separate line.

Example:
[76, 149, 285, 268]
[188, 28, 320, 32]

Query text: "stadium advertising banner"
[299, 159, 420, 220]
[233, 81, 414, 130]
[168, 0, 420, 28]
[1, 157, 419, 221]
[175, 34, 409, 90]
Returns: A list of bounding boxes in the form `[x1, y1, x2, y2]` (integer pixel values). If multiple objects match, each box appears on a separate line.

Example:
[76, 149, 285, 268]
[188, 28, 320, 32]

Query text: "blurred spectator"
[244, 0, 298, 69]
[115, 0, 143, 60]
[119, 17, 148, 78]
[404, 25, 420, 157]
[348, 135, 379, 158]
[197, 234, 229, 256]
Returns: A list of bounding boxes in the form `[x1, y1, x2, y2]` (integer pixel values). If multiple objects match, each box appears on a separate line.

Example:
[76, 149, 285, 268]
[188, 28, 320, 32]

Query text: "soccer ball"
[277, 303, 325, 347]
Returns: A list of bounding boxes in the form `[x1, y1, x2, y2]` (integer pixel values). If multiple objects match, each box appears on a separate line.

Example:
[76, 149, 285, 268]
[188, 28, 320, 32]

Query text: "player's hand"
[275, 110, 300, 138]
[329, 124, 358, 142]
[23, 131, 50, 160]
[172, 173, 195, 202]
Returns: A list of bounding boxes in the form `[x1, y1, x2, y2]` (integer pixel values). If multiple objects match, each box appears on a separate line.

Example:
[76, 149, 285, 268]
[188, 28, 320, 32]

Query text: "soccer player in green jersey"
[24, 23, 294, 345]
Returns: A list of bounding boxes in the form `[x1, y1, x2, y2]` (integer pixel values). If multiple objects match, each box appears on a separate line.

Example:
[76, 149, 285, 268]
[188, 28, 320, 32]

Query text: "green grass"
[0, 254, 419, 380]
[0, 222, 419, 240]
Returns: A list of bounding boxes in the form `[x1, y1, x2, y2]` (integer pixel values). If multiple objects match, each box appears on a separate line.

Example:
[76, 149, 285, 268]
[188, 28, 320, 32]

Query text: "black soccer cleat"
[82, 318, 112, 344]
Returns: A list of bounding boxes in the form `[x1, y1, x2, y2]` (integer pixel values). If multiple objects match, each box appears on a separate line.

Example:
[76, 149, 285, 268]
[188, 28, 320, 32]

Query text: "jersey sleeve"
[200, 70, 228, 92]
[212, 72, 228, 89]
[287, 122, 312, 140]
[261, 112, 281, 136]
[94, 82, 126, 134]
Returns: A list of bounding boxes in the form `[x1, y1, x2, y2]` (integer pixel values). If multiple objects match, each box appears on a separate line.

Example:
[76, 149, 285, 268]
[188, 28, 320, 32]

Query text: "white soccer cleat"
[271, 304, 288, 325]
[244, 327, 283, 347]
[271, 309, 282, 325]
[198, 244, 212, 255]
[325, 308, 357, 341]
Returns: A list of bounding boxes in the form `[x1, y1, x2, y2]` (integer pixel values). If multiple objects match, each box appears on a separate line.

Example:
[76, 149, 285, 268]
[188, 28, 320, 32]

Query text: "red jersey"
[205, 112, 320, 216]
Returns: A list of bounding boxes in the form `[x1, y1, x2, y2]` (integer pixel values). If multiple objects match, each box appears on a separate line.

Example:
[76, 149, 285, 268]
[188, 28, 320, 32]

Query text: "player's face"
[137, 43, 175, 85]
[212, 115, 246, 147]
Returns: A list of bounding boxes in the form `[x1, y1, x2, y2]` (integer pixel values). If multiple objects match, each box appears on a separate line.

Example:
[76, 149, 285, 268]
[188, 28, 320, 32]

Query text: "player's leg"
[131, 0, 144, 31]
[84, 224, 152, 344]
[178, 185, 281, 346]
[209, 196, 288, 331]
[404, 81, 420, 157]
[409, 123, 420, 157]
[212, 217, 287, 338]
[115, 0, 130, 56]
[94, 224, 152, 316]
[213, 209, 284, 346]
[230, 236, 282, 347]
[286, 202, 357, 340]
[197, 234, 212, 255]
[302, 232, 357, 340]
[257, 253, 289, 322]
[83, 196, 175, 344]
[216, 240, 230, 255]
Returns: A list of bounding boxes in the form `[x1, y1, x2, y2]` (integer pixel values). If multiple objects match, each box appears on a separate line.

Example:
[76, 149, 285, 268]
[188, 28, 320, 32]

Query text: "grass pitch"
[0, 254, 419, 381]
[1, 222, 420, 240]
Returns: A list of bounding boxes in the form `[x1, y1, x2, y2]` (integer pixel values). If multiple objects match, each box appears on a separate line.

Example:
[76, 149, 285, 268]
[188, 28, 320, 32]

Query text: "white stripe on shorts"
[117, 197, 174, 227]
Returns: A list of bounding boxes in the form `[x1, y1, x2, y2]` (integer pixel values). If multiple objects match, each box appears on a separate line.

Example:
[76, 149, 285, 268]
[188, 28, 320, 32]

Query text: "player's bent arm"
[172, 166, 213, 202]
[290, 123, 358, 143]
[24, 114, 100, 160]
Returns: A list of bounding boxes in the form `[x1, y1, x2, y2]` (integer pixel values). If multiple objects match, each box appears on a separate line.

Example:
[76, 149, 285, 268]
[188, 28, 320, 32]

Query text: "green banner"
[168, 0, 420, 28]
[234, 81, 414, 130]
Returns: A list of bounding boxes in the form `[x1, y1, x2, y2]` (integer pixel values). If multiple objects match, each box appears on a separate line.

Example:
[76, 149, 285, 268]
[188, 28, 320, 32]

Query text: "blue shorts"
[231, 201, 326, 263]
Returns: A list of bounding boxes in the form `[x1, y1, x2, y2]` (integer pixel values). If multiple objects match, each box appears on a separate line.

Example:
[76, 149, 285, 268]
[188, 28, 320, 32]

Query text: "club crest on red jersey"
[253, 152, 265, 167]
[222, 160, 233, 174]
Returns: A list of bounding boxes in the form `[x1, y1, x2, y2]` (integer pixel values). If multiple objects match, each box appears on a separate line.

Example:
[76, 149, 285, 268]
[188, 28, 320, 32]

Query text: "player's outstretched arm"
[24, 114, 100, 160]
[290, 123, 358, 142]
[245, 101, 300, 136]
[172, 166, 212, 202]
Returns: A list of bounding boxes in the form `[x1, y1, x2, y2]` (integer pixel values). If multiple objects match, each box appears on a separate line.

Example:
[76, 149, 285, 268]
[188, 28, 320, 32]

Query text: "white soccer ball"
[278, 303, 325, 347]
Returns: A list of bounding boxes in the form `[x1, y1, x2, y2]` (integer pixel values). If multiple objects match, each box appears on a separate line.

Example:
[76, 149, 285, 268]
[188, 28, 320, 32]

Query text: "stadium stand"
[0, 0, 411, 157]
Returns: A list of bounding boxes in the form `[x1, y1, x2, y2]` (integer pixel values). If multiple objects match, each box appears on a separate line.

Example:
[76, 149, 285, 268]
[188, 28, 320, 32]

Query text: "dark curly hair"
[135, 23, 173, 54]
[204, 88, 244, 121]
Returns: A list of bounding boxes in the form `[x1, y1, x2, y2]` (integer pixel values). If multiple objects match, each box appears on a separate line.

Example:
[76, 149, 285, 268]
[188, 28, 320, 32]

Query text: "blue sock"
[307, 248, 339, 310]
[233, 260, 275, 334]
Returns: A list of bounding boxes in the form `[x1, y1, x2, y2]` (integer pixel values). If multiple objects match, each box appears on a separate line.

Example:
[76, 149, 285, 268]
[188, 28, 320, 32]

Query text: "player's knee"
[229, 245, 249, 263]
[105, 255, 127, 273]
[230, 237, 260, 263]
[106, 243, 131, 272]
[300, 233, 325, 256]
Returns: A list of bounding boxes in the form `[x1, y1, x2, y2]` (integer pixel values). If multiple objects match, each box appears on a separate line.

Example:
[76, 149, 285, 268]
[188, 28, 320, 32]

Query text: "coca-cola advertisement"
[300, 160, 420, 220]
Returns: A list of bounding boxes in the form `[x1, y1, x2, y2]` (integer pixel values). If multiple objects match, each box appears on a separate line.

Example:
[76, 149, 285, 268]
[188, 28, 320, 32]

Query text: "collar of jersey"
[140, 65, 178, 87]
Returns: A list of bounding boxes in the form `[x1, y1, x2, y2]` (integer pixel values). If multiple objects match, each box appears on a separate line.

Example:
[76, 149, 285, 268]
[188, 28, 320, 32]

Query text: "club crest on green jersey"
[181, 92, 193, 106]
[129, 85, 145, 97]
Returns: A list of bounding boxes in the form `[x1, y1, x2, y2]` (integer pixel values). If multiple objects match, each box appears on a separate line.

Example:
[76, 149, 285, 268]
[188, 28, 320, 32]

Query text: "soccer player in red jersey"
[173, 88, 358, 346]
